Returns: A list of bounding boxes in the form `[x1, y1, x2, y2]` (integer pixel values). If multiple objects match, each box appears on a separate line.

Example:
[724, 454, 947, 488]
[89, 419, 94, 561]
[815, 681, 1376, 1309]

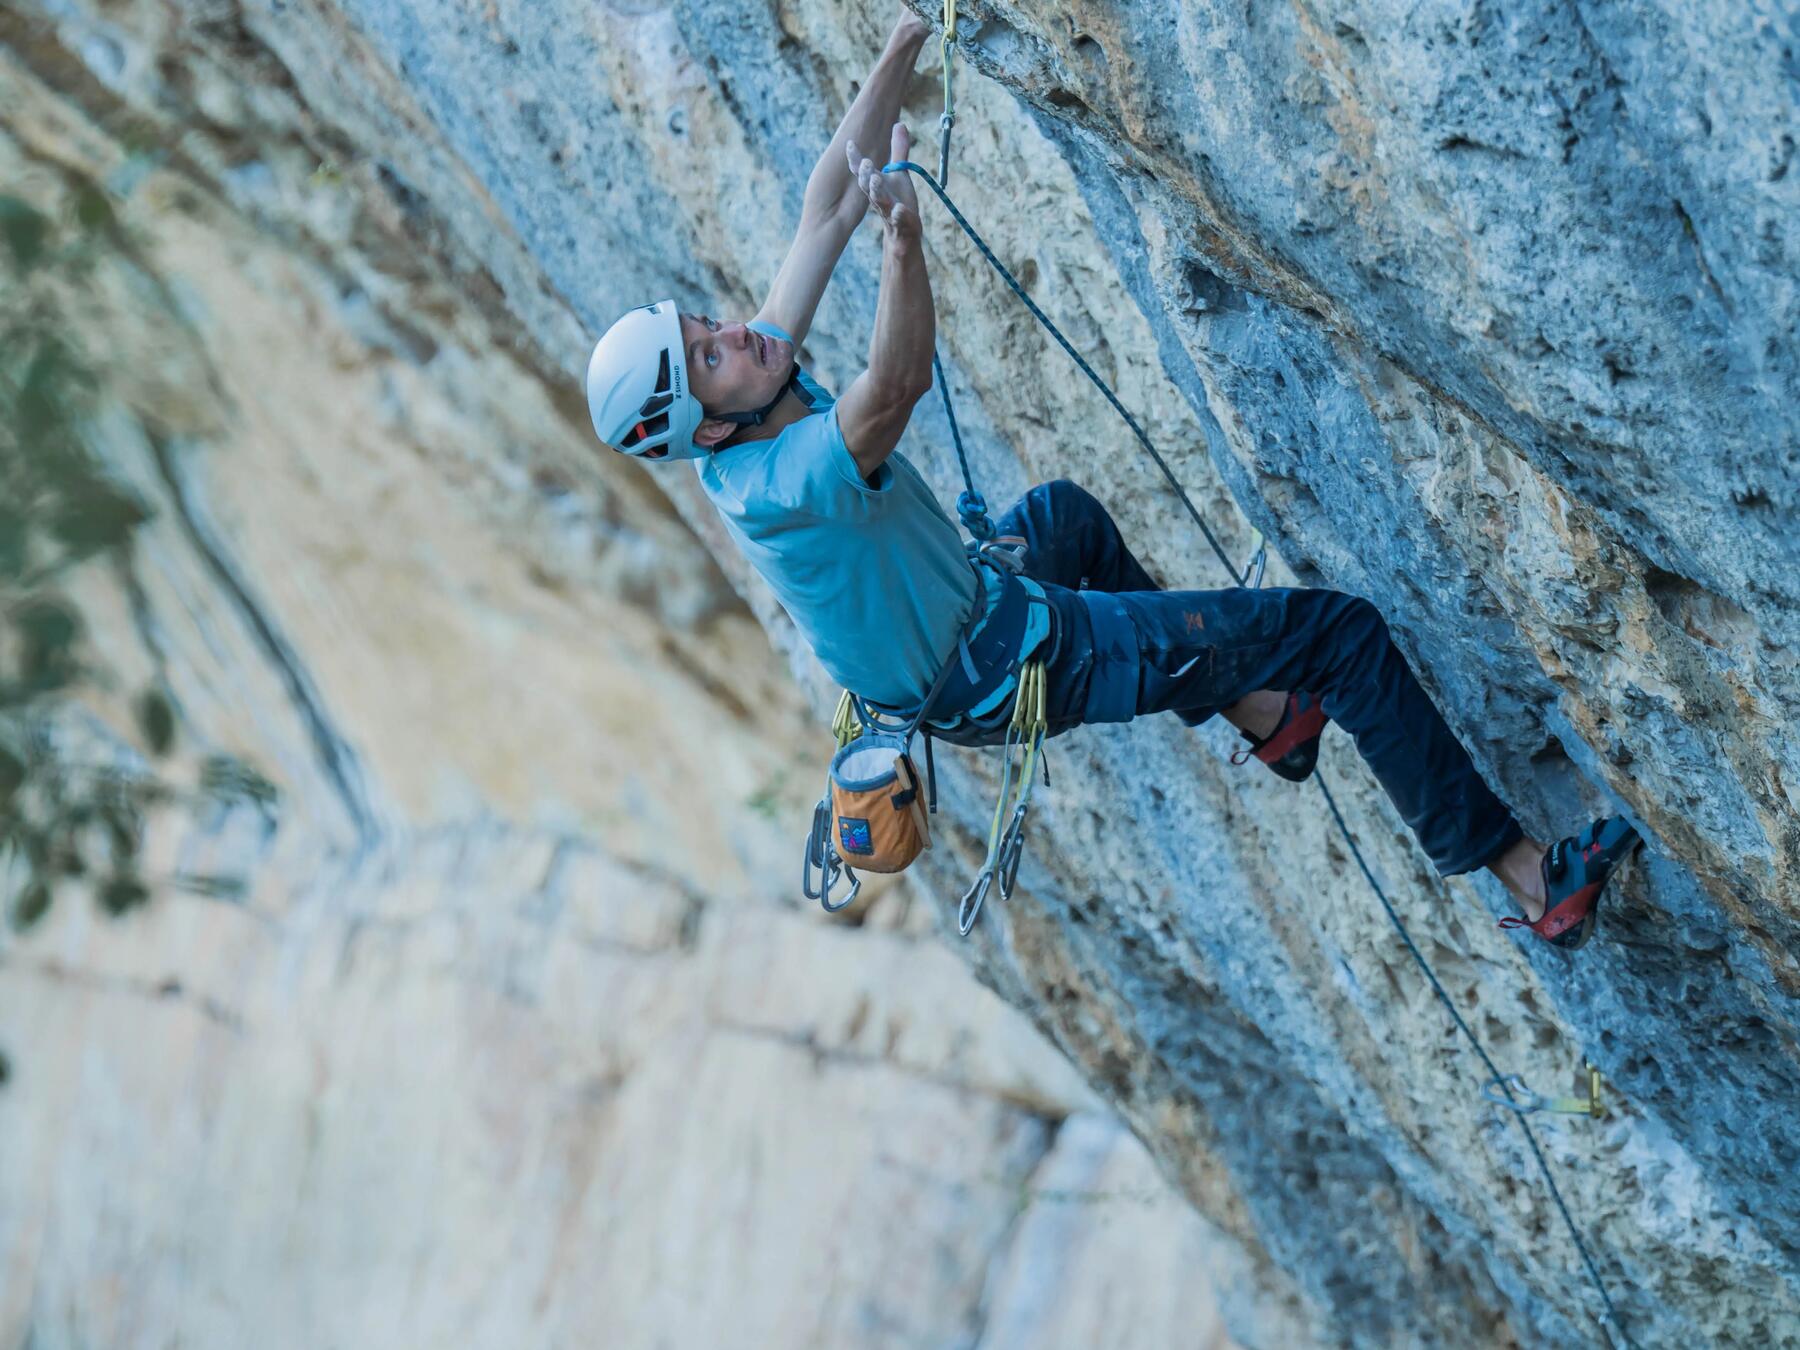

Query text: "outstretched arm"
[834, 123, 934, 481]
[753, 9, 931, 346]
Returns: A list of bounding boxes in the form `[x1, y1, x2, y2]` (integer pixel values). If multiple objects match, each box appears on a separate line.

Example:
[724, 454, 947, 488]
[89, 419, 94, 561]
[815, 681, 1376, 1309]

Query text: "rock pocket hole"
[1179, 260, 1245, 317]
[1643, 566, 1758, 658]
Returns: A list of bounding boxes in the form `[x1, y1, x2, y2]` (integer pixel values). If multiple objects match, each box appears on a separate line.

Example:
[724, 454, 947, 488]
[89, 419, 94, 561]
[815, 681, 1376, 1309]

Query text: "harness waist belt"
[866, 565, 1036, 726]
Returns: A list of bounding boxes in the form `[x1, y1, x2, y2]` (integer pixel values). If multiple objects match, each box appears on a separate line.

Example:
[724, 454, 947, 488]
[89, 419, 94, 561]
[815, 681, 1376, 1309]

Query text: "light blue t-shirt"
[697, 323, 981, 708]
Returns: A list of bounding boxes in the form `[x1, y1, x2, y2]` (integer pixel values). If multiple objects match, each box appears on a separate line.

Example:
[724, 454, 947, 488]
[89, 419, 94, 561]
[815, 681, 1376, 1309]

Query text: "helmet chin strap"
[710, 364, 807, 429]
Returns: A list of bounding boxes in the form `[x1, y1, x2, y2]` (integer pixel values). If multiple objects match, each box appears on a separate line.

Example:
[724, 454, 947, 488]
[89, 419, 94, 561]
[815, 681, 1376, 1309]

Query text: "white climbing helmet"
[585, 299, 705, 461]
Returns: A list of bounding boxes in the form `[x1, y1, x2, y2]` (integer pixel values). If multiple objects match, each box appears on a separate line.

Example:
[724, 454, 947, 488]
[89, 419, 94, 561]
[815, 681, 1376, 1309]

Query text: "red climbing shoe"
[1500, 816, 1643, 950]
[1231, 691, 1329, 783]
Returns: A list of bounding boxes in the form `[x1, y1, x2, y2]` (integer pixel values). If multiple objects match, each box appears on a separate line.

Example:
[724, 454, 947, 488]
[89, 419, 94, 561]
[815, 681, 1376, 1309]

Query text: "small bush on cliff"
[0, 179, 271, 938]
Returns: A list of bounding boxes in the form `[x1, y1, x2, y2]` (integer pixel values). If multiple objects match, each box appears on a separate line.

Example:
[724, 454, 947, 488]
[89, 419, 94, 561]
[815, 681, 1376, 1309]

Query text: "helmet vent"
[654, 348, 672, 394]
[638, 392, 673, 418]
[621, 411, 671, 447]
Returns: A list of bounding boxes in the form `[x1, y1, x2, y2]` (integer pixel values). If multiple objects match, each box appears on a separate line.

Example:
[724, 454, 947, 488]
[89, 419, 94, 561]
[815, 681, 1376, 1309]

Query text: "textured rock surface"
[0, 10, 1249, 1349]
[3, 0, 1798, 1347]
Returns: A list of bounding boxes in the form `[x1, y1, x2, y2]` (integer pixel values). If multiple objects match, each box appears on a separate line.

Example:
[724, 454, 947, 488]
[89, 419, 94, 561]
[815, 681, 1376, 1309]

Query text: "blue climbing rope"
[1315, 776, 1630, 1346]
[891, 161, 1240, 579]
[886, 154, 1636, 1348]
[934, 349, 994, 540]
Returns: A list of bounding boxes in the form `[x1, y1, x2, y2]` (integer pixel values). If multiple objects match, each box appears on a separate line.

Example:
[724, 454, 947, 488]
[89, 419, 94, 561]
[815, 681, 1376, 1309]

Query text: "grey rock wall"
[0, 7, 1254, 1349]
[4, 0, 1798, 1346]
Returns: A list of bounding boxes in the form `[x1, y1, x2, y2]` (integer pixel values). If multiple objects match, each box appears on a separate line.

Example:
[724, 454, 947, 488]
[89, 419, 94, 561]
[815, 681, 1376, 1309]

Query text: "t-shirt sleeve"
[777, 406, 894, 516]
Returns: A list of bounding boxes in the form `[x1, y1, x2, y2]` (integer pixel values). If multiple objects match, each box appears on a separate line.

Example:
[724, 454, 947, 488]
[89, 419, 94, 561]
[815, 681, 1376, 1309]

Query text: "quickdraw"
[937, 0, 958, 188]
[1483, 1063, 1607, 1119]
[959, 658, 1048, 935]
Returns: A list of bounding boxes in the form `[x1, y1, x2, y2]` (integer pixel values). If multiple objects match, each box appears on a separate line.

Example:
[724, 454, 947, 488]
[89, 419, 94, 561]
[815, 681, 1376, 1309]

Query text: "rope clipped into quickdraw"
[884, 159, 1243, 582]
[886, 154, 1637, 1346]
[958, 659, 1047, 934]
[1316, 778, 1633, 1347]
[1483, 1063, 1606, 1119]
[936, 350, 994, 540]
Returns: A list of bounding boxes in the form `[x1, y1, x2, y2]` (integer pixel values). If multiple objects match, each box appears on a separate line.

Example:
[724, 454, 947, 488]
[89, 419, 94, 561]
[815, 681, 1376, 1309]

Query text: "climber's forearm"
[801, 13, 931, 227]
[866, 225, 936, 400]
[835, 224, 935, 477]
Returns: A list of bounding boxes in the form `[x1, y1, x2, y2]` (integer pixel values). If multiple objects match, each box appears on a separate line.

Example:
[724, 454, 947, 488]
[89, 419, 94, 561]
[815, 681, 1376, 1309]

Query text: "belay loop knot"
[957, 489, 996, 541]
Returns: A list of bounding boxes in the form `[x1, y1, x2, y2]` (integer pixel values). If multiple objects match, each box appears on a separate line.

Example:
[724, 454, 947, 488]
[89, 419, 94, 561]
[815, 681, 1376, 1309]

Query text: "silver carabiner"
[1243, 532, 1269, 590]
[976, 537, 1028, 574]
[802, 800, 830, 901]
[959, 868, 994, 935]
[997, 805, 1029, 899]
[803, 799, 859, 911]
[822, 864, 862, 913]
[1481, 1074, 1544, 1115]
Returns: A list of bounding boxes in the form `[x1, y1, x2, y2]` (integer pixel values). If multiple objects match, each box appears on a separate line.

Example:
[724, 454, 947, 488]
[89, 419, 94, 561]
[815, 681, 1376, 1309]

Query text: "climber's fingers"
[847, 138, 913, 233]
[884, 122, 919, 214]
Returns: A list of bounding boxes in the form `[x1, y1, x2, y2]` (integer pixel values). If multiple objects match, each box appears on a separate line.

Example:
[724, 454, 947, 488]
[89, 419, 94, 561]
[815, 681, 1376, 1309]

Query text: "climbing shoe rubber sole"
[1501, 816, 1643, 950]
[1232, 691, 1329, 783]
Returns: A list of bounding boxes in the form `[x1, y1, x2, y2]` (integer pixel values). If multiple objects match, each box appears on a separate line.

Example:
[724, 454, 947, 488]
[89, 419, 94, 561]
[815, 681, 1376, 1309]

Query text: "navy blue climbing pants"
[992, 480, 1524, 877]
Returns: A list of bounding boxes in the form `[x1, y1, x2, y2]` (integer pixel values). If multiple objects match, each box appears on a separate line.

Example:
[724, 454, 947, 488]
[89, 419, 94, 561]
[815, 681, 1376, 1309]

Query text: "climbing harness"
[1483, 1063, 1607, 1119]
[865, 71, 1639, 1340]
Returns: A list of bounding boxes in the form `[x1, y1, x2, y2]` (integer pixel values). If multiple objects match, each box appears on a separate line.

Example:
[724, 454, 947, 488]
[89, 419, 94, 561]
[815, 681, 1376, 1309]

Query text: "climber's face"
[682, 312, 793, 444]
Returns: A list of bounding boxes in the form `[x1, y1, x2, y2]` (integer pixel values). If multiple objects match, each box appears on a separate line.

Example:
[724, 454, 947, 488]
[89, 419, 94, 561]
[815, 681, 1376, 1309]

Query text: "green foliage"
[134, 689, 177, 756]
[199, 755, 281, 811]
[744, 769, 790, 822]
[0, 195, 50, 271]
[10, 880, 51, 930]
[0, 176, 260, 936]
[173, 872, 249, 903]
[0, 743, 22, 806]
[97, 874, 150, 917]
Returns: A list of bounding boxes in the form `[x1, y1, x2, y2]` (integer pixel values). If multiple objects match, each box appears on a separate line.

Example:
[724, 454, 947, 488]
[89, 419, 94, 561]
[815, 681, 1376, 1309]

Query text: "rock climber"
[581, 8, 1640, 946]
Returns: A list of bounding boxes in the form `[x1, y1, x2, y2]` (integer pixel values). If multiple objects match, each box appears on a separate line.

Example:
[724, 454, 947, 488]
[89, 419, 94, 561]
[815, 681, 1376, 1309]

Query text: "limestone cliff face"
[0, 6, 1250, 1349]
[1, 0, 1796, 1348]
